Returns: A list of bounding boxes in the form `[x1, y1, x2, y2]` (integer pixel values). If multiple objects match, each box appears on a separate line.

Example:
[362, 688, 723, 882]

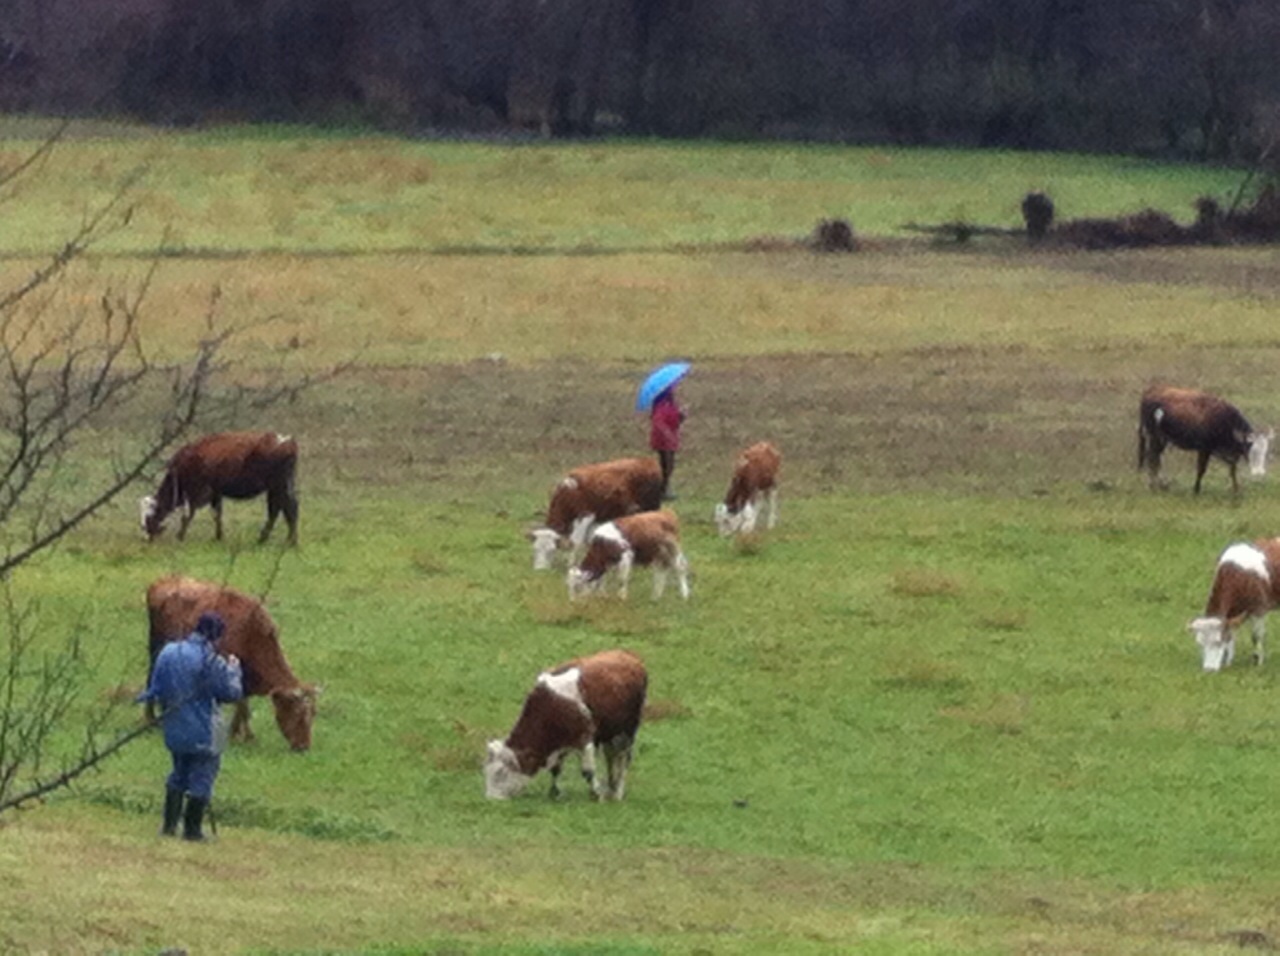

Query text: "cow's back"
[170, 432, 296, 495]
[574, 649, 648, 743]
[146, 575, 288, 695]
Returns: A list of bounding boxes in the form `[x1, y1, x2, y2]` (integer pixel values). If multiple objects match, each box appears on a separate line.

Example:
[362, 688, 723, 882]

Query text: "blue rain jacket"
[141, 632, 243, 755]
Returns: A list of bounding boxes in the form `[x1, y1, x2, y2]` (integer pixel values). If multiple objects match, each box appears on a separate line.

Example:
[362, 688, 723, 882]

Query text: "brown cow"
[141, 431, 299, 544]
[567, 510, 690, 601]
[527, 457, 664, 570]
[145, 575, 317, 750]
[714, 441, 781, 537]
[1138, 386, 1271, 494]
[1188, 539, 1280, 672]
[484, 649, 648, 801]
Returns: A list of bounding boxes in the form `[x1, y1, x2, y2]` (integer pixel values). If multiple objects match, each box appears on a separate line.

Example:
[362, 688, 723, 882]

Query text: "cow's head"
[714, 501, 757, 537]
[484, 739, 531, 799]
[1249, 429, 1274, 478]
[1188, 616, 1233, 671]
[139, 495, 165, 539]
[269, 683, 319, 751]
[527, 528, 566, 571]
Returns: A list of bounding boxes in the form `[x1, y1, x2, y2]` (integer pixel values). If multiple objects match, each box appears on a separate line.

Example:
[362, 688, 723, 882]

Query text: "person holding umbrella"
[637, 362, 690, 501]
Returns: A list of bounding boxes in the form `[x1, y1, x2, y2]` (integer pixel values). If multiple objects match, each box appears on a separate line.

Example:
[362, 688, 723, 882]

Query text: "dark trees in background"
[0, 0, 1279, 160]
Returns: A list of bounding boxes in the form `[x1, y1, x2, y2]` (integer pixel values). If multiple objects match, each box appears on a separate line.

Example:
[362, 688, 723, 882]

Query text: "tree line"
[0, 0, 1278, 159]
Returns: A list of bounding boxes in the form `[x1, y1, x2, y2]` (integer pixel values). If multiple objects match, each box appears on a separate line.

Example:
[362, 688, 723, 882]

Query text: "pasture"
[3, 123, 1280, 954]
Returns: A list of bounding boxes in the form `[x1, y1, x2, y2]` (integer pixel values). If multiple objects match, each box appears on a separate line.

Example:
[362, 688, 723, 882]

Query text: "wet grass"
[3, 126, 1280, 953]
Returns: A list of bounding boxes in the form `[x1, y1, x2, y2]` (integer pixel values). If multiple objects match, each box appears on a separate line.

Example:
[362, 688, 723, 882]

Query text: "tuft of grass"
[889, 567, 965, 598]
[975, 607, 1029, 631]
[940, 694, 1031, 736]
[642, 698, 693, 722]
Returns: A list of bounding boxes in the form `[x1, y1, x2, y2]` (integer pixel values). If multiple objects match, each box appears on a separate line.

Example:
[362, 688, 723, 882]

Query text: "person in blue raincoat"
[139, 611, 243, 841]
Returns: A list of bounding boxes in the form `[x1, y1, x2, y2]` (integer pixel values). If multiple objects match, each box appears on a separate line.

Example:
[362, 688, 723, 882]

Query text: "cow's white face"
[139, 496, 159, 536]
[1249, 429, 1273, 478]
[713, 503, 736, 536]
[567, 567, 600, 601]
[528, 529, 563, 570]
[484, 740, 531, 799]
[1189, 616, 1231, 671]
[715, 502, 757, 537]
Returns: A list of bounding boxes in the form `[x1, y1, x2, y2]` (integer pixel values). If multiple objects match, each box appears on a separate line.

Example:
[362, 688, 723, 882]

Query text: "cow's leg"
[616, 550, 634, 599]
[260, 491, 282, 544]
[1252, 616, 1267, 665]
[547, 752, 566, 799]
[1194, 450, 1211, 495]
[675, 550, 691, 600]
[1145, 438, 1166, 490]
[765, 489, 779, 529]
[606, 734, 634, 801]
[211, 496, 225, 540]
[1229, 459, 1241, 495]
[1225, 632, 1237, 668]
[230, 699, 254, 742]
[652, 564, 668, 600]
[176, 504, 195, 541]
[580, 743, 598, 793]
[283, 490, 299, 546]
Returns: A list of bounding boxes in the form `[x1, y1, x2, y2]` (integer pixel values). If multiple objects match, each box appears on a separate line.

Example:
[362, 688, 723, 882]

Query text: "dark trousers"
[657, 450, 676, 493]
[167, 751, 221, 801]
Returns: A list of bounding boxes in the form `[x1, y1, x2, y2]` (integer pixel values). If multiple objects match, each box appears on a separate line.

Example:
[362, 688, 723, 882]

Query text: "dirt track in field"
[293, 338, 1280, 506]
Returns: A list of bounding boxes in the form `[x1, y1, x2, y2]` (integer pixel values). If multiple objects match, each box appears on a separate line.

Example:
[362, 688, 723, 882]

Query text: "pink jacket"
[649, 395, 684, 452]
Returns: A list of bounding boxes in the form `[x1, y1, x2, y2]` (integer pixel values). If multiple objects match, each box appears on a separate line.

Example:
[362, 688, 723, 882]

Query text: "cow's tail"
[1137, 403, 1161, 471]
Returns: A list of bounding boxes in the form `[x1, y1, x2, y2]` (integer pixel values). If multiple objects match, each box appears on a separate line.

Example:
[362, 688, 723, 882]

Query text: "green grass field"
[3, 121, 1280, 954]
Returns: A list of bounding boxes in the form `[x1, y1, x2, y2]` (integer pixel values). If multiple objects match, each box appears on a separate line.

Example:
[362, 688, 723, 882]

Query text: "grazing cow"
[1138, 385, 1271, 494]
[567, 510, 689, 601]
[1188, 539, 1280, 671]
[484, 649, 648, 801]
[141, 431, 299, 544]
[714, 441, 781, 537]
[528, 457, 663, 570]
[146, 575, 318, 750]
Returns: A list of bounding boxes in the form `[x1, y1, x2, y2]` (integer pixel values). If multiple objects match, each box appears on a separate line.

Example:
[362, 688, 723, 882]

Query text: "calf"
[567, 510, 689, 601]
[484, 649, 647, 801]
[1188, 538, 1280, 671]
[146, 575, 318, 750]
[714, 441, 781, 536]
[528, 457, 663, 570]
[1138, 385, 1271, 494]
[141, 431, 299, 544]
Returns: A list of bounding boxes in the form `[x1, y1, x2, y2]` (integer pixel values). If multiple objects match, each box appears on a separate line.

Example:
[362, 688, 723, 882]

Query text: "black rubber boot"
[161, 788, 184, 837]
[182, 796, 208, 842]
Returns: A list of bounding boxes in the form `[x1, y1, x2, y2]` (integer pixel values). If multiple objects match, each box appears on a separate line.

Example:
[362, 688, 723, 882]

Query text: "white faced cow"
[567, 510, 689, 601]
[1188, 538, 1280, 671]
[1138, 385, 1271, 494]
[714, 441, 781, 537]
[528, 457, 663, 570]
[484, 649, 648, 801]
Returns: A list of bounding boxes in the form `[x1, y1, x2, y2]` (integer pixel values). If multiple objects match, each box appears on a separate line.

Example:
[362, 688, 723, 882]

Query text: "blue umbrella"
[636, 362, 691, 412]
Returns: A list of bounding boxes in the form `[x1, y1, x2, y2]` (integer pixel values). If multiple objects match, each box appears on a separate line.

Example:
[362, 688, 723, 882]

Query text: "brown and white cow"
[528, 457, 663, 570]
[714, 441, 781, 537]
[484, 649, 648, 801]
[567, 510, 689, 601]
[146, 575, 318, 750]
[141, 431, 299, 544]
[1138, 385, 1271, 494]
[1188, 539, 1280, 671]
